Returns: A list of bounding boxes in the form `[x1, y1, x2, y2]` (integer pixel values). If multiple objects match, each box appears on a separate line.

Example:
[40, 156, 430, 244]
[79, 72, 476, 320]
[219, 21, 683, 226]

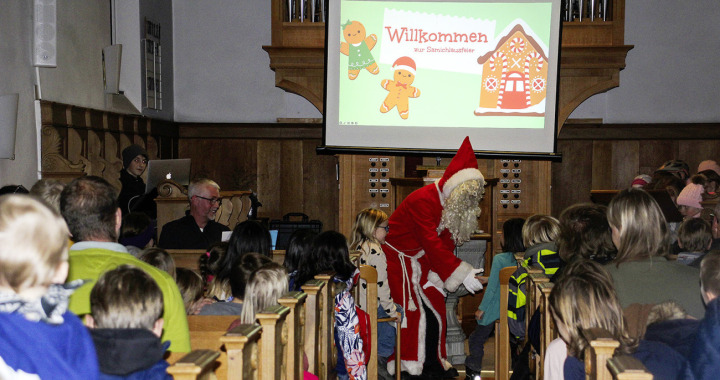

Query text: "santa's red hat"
[437, 137, 484, 198]
[392, 56, 416, 75]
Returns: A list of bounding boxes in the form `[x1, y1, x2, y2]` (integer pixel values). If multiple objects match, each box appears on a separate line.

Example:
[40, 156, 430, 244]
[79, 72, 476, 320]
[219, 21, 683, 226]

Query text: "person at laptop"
[158, 178, 230, 250]
[118, 144, 157, 219]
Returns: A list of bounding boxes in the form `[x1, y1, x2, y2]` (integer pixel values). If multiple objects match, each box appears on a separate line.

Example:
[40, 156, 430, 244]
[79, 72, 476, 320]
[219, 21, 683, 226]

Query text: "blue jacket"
[91, 328, 171, 380]
[691, 297, 720, 380]
[565, 340, 692, 380]
[0, 310, 99, 379]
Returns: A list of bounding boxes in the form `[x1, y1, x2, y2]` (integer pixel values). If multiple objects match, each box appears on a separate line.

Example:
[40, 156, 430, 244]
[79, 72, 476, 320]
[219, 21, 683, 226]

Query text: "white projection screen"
[320, 0, 563, 159]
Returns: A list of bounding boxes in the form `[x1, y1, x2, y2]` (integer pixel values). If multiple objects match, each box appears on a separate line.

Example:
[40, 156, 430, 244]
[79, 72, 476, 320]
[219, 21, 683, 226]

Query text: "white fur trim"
[442, 168, 484, 199]
[393, 64, 416, 74]
[444, 261, 473, 293]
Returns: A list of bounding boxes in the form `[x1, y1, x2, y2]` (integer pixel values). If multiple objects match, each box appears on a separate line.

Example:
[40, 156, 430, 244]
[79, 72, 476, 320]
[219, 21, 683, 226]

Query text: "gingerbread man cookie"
[380, 56, 421, 120]
[340, 20, 379, 80]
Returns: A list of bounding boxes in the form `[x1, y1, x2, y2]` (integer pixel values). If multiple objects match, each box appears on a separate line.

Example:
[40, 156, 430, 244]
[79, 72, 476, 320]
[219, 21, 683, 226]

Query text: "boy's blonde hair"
[646, 301, 687, 326]
[522, 214, 560, 247]
[350, 208, 388, 250]
[677, 218, 712, 253]
[607, 188, 669, 263]
[549, 259, 638, 358]
[139, 247, 176, 280]
[175, 268, 205, 314]
[29, 179, 65, 213]
[700, 251, 720, 298]
[90, 265, 163, 330]
[0, 195, 68, 294]
[239, 262, 288, 324]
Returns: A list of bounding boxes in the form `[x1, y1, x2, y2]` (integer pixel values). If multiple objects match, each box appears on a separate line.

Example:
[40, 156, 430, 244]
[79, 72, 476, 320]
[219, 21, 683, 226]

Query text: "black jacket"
[158, 212, 230, 250]
[118, 170, 157, 218]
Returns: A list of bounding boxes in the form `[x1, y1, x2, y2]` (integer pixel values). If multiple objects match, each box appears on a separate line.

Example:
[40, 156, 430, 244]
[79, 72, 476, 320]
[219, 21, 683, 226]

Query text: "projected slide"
[324, 0, 562, 156]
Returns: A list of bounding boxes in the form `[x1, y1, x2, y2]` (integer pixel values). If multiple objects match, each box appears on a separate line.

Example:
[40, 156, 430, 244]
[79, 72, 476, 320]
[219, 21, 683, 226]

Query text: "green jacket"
[67, 243, 190, 352]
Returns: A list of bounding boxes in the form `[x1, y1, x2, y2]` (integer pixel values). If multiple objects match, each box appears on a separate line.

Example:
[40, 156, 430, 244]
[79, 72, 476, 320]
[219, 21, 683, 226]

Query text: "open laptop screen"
[145, 159, 191, 193]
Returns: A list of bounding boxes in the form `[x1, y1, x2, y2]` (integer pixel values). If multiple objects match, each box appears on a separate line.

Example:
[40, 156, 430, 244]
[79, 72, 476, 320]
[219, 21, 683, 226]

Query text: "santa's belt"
[385, 243, 424, 316]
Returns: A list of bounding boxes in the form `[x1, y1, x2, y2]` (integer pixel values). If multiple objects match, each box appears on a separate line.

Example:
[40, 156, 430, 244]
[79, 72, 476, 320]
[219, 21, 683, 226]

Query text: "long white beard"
[439, 179, 484, 245]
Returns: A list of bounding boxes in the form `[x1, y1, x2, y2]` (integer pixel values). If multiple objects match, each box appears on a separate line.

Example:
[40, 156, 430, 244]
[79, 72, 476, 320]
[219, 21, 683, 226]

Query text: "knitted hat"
[676, 183, 704, 209]
[698, 160, 720, 177]
[122, 144, 148, 169]
[437, 137, 484, 199]
[392, 56, 416, 75]
[631, 174, 652, 188]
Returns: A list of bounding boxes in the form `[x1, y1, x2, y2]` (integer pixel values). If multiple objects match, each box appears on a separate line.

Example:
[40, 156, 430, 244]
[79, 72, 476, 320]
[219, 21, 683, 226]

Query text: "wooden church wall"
[177, 122, 339, 231]
[552, 122, 720, 216]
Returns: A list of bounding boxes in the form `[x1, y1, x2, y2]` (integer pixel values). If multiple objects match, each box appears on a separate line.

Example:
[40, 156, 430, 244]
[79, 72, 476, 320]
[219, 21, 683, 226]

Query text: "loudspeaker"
[33, 0, 57, 67]
[102, 45, 122, 94]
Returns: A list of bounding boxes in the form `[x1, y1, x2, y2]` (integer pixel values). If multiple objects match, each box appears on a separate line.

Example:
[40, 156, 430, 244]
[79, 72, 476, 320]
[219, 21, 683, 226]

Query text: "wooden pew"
[583, 328, 653, 380]
[536, 281, 555, 380]
[222, 324, 262, 380]
[526, 271, 550, 378]
[358, 265, 402, 380]
[583, 328, 620, 380]
[607, 356, 653, 380]
[279, 291, 308, 380]
[301, 279, 325, 375]
[167, 249, 287, 272]
[313, 272, 336, 380]
[495, 266, 518, 380]
[256, 304, 291, 380]
[166, 315, 239, 379]
[167, 349, 221, 380]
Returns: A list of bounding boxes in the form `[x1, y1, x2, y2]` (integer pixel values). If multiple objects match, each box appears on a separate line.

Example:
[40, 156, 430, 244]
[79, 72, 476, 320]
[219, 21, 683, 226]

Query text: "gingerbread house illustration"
[474, 23, 548, 116]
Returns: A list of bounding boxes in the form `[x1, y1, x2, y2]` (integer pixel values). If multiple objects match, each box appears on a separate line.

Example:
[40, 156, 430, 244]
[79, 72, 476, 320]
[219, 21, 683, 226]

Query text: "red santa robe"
[383, 181, 475, 375]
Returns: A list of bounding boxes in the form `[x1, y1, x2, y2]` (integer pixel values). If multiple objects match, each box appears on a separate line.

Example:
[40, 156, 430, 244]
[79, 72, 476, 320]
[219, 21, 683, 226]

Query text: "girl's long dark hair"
[217, 220, 272, 281]
[295, 231, 355, 288]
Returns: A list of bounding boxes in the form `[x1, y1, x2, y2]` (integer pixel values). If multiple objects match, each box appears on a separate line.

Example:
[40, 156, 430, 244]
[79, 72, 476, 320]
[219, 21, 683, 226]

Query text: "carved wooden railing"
[38, 101, 179, 188]
[263, 0, 632, 129]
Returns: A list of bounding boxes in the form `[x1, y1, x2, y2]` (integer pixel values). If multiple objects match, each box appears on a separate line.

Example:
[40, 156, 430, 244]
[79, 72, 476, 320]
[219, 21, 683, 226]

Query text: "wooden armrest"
[607, 355, 653, 379]
[378, 316, 398, 323]
[166, 349, 220, 380]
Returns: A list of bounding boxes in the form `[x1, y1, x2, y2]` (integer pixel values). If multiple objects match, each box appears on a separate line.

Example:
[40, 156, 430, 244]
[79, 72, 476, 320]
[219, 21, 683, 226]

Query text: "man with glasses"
[158, 178, 230, 249]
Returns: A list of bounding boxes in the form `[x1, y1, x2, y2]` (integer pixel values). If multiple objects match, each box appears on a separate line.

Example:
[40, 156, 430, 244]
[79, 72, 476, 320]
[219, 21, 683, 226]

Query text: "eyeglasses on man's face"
[194, 195, 222, 206]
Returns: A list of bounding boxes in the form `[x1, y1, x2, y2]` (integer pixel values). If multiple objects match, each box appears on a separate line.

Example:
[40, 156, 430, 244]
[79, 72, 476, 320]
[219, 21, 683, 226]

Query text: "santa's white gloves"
[463, 268, 485, 294]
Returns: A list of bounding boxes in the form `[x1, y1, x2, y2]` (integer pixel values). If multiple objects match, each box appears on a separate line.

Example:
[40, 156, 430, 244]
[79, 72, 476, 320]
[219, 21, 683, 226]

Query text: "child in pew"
[507, 214, 560, 341]
[198, 252, 271, 315]
[175, 268, 213, 315]
[227, 262, 319, 380]
[119, 212, 156, 257]
[297, 231, 369, 380]
[284, 228, 318, 291]
[86, 264, 171, 380]
[643, 301, 700, 361]
[464, 217, 525, 380]
[690, 251, 720, 379]
[675, 218, 713, 266]
[0, 195, 99, 379]
[139, 247, 177, 280]
[350, 208, 403, 380]
[200, 242, 231, 301]
[551, 259, 691, 380]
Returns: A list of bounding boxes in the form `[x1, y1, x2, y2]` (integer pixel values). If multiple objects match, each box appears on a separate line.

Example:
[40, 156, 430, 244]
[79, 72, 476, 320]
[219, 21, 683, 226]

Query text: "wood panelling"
[178, 123, 338, 231]
[552, 123, 720, 216]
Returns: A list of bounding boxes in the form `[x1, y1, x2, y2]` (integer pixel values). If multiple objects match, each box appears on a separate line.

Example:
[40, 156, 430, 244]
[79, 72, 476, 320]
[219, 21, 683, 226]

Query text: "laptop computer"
[145, 158, 191, 193]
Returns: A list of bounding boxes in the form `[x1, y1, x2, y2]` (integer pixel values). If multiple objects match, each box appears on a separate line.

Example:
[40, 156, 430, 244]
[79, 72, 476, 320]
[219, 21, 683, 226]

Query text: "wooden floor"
[456, 333, 497, 380]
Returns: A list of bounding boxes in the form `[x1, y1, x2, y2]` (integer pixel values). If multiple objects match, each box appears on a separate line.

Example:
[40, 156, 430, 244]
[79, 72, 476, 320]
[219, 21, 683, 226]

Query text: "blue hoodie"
[0, 310, 99, 379]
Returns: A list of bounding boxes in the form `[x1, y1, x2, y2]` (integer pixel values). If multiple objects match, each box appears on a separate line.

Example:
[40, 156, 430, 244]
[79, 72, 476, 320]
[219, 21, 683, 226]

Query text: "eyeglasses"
[377, 225, 390, 232]
[194, 195, 223, 206]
